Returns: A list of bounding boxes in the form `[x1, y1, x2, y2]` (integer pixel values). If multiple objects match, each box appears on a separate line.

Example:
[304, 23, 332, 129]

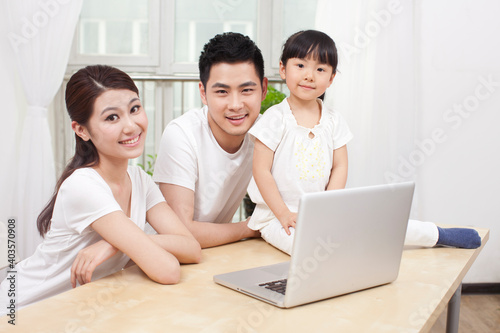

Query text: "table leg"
[446, 283, 462, 333]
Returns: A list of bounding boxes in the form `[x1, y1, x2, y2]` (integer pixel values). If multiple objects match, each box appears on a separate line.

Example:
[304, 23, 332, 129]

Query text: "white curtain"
[4, 0, 83, 259]
[316, 0, 417, 189]
[0, 16, 21, 244]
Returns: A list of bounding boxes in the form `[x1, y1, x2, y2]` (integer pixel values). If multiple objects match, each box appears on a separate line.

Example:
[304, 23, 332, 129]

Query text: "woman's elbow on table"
[143, 252, 182, 284]
[187, 240, 202, 264]
[149, 262, 181, 285]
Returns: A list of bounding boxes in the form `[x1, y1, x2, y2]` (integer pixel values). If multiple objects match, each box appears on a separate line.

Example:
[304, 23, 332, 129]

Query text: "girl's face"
[279, 56, 335, 102]
[73, 89, 148, 163]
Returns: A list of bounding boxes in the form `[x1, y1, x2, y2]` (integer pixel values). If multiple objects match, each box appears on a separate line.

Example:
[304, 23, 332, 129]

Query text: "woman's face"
[77, 89, 148, 164]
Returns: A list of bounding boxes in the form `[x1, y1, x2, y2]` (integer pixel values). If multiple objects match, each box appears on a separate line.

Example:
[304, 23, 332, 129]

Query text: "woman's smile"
[119, 133, 142, 146]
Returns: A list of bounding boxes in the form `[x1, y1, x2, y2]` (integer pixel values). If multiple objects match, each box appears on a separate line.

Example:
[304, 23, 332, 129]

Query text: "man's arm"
[159, 183, 259, 248]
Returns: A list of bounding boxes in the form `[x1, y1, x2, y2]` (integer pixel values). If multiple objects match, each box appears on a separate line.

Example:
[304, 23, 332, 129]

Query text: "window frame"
[67, 0, 161, 72]
[66, 0, 284, 77]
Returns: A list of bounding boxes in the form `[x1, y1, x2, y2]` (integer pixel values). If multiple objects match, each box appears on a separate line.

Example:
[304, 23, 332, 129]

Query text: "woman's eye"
[131, 105, 140, 113]
[105, 114, 118, 121]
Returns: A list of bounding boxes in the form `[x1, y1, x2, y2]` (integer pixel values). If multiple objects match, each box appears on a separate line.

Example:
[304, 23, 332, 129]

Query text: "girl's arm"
[326, 145, 349, 191]
[145, 201, 202, 263]
[253, 139, 296, 235]
[73, 211, 182, 287]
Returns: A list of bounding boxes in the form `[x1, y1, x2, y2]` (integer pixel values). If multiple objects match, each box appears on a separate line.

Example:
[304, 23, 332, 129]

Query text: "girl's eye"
[105, 114, 118, 121]
[297, 63, 304, 68]
[317, 68, 325, 72]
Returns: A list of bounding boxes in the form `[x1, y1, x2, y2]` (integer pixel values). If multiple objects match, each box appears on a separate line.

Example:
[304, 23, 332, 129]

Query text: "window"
[57, 0, 318, 220]
[71, 0, 159, 67]
[174, 0, 258, 63]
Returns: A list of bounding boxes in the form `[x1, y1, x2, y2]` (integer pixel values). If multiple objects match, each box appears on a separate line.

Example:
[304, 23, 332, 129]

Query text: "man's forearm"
[158, 183, 258, 248]
[186, 219, 258, 248]
[148, 234, 201, 263]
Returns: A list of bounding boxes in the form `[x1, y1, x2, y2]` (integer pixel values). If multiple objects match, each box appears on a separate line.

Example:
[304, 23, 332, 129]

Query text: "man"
[153, 33, 267, 248]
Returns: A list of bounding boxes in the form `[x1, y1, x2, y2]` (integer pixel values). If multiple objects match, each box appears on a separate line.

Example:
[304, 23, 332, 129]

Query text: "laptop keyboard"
[259, 279, 287, 295]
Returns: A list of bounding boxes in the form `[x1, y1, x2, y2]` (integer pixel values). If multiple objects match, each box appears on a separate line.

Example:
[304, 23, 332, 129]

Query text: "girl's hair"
[37, 65, 139, 236]
[280, 30, 338, 74]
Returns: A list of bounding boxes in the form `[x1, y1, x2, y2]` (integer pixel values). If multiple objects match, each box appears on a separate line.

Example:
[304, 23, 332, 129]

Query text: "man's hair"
[199, 32, 265, 88]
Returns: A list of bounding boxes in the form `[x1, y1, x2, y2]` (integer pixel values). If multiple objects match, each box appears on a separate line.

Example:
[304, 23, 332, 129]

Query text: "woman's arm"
[70, 202, 201, 287]
[87, 211, 181, 285]
[145, 201, 202, 264]
[70, 239, 118, 288]
[253, 139, 296, 235]
[326, 145, 348, 191]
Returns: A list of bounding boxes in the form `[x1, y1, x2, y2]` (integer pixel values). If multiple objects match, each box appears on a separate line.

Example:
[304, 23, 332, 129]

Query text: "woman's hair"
[37, 65, 139, 236]
[280, 30, 338, 74]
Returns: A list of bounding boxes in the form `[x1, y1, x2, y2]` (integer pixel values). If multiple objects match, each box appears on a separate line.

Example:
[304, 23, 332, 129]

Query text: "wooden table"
[1, 227, 489, 332]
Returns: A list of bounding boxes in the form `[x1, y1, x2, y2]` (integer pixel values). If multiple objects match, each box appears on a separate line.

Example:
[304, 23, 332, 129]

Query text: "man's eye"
[215, 90, 227, 94]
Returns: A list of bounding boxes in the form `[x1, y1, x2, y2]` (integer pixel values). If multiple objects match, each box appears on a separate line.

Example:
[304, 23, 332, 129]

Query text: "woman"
[1, 65, 201, 313]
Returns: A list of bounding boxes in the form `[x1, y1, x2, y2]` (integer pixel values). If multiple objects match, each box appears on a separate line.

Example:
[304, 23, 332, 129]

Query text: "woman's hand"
[278, 211, 297, 236]
[71, 240, 119, 288]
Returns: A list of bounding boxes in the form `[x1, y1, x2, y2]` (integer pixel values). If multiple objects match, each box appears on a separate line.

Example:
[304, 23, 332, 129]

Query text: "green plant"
[260, 86, 286, 113]
[137, 154, 157, 176]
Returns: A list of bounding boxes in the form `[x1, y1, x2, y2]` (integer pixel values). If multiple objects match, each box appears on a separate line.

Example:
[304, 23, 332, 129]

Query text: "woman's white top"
[0, 166, 165, 313]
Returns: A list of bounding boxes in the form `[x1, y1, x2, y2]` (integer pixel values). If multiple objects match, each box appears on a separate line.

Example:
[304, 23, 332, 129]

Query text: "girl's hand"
[70, 240, 119, 288]
[278, 211, 297, 236]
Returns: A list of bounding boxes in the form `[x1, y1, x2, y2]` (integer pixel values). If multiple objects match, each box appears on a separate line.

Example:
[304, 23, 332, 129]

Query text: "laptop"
[213, 182, 415, 308]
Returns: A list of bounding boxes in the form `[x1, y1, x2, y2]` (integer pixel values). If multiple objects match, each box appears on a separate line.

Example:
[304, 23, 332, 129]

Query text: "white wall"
[416, 0, 500, 283]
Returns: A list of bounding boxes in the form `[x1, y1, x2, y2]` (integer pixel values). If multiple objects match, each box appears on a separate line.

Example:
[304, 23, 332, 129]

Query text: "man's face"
[199, 61, 267, 153]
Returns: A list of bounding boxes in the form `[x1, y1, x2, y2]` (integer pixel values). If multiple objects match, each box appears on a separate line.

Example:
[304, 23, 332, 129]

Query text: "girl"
[247, 30, 480, 255]
[1, 65, 201, 313]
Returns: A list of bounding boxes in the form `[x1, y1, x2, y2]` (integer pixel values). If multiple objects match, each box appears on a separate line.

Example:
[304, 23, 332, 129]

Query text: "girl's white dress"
[247, 98, 353, 254]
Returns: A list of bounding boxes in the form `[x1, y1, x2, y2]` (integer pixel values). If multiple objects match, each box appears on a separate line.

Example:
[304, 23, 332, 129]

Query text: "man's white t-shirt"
[0, 166, 165, 313]
[153, 106, 254, 223]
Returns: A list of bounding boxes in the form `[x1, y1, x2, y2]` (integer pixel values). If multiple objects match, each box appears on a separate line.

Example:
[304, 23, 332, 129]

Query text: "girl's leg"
[259, 219, 295, 255]
[405, 219, 439, 247]
[405, 219, 481, 249]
